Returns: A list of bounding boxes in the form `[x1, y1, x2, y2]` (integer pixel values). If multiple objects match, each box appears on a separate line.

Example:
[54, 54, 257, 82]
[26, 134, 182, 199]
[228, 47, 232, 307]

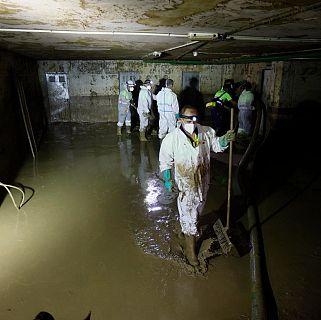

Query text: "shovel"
[213, 107, 235, 254]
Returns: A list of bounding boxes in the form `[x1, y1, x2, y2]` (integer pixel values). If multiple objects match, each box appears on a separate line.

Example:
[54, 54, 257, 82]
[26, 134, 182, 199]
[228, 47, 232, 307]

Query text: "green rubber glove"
[163, 169, 173, 192]
[219, 130, 236, 148]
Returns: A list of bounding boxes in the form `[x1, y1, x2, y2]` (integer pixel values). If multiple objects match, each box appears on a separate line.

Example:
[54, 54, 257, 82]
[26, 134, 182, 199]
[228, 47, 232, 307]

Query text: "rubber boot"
[117, 126, 122, 136]
[174, 222, 185, 250]
[184, 234, 199, 266]
[126, 126, 131, 134]
[139, 130, 148, 142]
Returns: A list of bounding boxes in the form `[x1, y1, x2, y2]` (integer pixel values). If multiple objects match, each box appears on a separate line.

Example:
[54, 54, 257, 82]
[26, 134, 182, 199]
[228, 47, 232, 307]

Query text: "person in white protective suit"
[156, 79, 179, 139]
[237, 81, 255, 137]
[159, 105, 235, 267]
[137, 79, 154, 141]
[117, 80, 135, 135]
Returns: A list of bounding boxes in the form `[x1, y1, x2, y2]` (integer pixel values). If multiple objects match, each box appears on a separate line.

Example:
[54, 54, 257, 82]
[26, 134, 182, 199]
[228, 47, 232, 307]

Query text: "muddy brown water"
[1, 123, 321, 319]
[0, 124, 321, 320]
[0, 123, 250, 319]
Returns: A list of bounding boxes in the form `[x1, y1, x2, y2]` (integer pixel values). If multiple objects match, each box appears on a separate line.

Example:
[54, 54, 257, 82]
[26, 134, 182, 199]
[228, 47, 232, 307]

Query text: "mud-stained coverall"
[159, 124, 227, 236]
[238, 89, 255, 135]
[117, 87, 132, 128]
[156, 87, 179, 139]
[137, 86, 153, 131]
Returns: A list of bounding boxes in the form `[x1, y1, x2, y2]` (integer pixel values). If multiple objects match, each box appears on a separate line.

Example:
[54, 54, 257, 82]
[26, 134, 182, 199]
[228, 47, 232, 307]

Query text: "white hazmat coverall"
[159, 124, 227, 236]
[117, 86, 132, 128]
[137, 86, 153, 131]
[156, 87, 179, 139]
[238, 89, 254, 135]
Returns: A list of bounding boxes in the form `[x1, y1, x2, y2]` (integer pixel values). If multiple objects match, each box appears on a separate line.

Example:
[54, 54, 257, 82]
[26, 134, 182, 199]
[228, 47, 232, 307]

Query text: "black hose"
[236, 98, 278, 319]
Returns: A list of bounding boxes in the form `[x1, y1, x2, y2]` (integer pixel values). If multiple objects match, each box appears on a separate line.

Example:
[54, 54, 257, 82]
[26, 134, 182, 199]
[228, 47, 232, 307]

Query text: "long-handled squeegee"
[213, 107, 235, 254]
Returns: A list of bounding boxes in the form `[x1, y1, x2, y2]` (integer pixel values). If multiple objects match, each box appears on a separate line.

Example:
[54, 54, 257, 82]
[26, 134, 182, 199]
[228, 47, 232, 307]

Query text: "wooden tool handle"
[226, 107, 234, 231]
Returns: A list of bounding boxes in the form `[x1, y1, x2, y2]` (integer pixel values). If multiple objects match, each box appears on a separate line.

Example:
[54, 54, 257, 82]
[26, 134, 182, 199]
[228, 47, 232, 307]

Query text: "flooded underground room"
[0, 1, 321, 320]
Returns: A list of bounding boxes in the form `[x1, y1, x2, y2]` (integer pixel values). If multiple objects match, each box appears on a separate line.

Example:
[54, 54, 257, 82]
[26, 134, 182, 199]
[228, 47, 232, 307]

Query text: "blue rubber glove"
[162, 169, 173, 192]
[175, 113, 180, 119]
[218, 130, 236, 148]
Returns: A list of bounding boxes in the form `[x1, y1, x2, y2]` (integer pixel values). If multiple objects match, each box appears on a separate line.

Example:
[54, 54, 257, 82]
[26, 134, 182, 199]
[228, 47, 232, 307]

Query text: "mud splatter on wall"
[280, 60, 321, 108]
[38, 59, 302, 124]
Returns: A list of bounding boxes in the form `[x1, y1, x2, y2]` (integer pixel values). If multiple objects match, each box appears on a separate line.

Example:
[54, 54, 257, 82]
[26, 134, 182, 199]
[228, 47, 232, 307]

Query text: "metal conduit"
[143, 48, 321, 65]
[226, 1, 321, 37]
[14, 75, 38, 159]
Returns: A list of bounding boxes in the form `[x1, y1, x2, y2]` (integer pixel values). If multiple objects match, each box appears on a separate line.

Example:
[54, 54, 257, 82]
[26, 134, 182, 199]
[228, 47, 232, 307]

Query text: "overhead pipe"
[143, 2, 321, 61]
[231, 35, 321, 43]
[141, 41, 200, 59]
[173, 41, 209, 60]
[0, 28, 188, 38]
[225, 1, 321, 37]
[143, 48, 321, 65]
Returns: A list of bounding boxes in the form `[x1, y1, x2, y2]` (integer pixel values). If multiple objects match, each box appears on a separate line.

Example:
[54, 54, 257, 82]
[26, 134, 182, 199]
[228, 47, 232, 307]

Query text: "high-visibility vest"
[206, 90, 231, 108]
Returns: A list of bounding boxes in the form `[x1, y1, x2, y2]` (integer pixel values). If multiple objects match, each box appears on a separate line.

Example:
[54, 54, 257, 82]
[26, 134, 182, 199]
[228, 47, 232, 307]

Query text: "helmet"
[144, 79, 153, 86]
[126, 80, 135, 87]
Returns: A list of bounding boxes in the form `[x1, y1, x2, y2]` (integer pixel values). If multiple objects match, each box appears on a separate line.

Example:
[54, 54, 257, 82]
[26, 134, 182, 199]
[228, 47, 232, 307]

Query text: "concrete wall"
[280, 61, 321, 109]
[38, 60, 270, 123]
[233, 60, 321, 129]
[0, 49, 46, 194]
[267, 60, 321, 129]
[38, 59, 321, 128]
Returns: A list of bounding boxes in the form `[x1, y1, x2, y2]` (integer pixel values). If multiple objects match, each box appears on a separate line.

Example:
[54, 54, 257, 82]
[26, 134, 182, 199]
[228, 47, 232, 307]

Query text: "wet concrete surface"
[253, 130, 321, 320]
[258, 171, 321, 320]
[0, 123, 250, 320]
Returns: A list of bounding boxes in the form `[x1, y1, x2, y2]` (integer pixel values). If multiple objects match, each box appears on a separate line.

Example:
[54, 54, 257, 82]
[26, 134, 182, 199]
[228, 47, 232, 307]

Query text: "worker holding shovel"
[159, 105, 235, 267]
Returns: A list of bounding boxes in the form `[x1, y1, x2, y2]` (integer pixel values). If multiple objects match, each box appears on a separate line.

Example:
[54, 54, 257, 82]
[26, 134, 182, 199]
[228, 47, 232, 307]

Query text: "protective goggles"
[178, 114, 200, 122]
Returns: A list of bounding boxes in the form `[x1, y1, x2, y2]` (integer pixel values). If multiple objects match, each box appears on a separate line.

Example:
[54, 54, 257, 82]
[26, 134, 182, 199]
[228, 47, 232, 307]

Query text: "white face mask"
[183, 123, 196, 134]
[129, 87, 134, 92]
[146, 85, 151, 90]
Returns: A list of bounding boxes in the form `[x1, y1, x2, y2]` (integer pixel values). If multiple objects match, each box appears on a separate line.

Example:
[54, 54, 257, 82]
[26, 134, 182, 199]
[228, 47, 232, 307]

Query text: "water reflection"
[118, 138, 136, 184]
[118, 136, 182, 261]
[144, 178, 161, 210]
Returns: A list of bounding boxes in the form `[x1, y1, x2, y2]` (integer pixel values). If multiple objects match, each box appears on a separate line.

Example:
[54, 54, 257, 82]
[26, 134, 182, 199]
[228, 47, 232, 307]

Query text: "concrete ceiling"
[1, 0, 321, 63]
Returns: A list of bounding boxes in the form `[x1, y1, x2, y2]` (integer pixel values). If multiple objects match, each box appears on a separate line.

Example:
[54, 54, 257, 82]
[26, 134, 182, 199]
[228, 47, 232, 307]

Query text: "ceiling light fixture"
[0, 28, 188, 38]
[193, 51, 198, 57]
[188, 32, 219, 40]
[152, 51, 162, 57]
